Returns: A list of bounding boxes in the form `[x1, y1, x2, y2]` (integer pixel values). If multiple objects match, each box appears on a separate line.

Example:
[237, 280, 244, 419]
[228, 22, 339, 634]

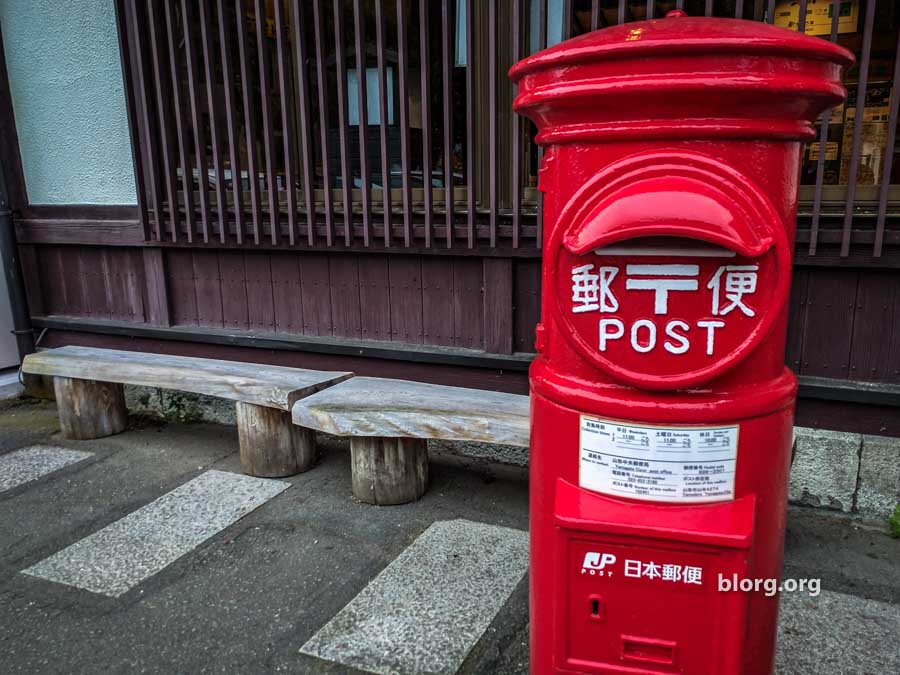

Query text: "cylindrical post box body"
[510, 14, 852, 675]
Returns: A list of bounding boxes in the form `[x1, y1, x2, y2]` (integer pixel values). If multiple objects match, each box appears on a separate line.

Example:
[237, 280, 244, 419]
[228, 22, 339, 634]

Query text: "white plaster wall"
[0, 0, 137, 204]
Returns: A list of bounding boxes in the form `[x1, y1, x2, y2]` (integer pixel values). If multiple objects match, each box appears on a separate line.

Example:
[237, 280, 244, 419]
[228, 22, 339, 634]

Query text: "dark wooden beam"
[31, 315, 532, 372]
[17, 244, 44, 316]
[36, 324, 531, 395]
[0, 23, 28, 211]
[797, 375, 900, 407]
[10, 210, 900, 266]
[114, 0, 150, 239]
[15, 219, 145, 246]
[28, 315, 900, 410]
[19, 204, 139, 220]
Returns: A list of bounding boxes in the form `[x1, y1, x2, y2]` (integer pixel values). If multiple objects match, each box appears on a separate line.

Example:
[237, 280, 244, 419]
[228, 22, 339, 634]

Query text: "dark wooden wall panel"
[24, 245, 900, 387]
[484, 258, 513, 354]
[452, 258, 483, 349]
[513, 258, 541, 353]
[799, 269, 858, 379]
[849, 271, 898, 383]
[219, 251, 250, 329]
[39, 246, 78, 316]
[166, 249, 199, 325]
[79, 248, 110, 321]
[889, 283, 900, 383]
[270, 252, 303, 333]
[85, 249, 109, 320]
[422, 258, 454, 346]
[389, 257, 424, 343]
[18, 245, 45, 317]
[244, 252, 275, 330]
[329, 255, 362, 339]
[41, 247, 66, 315]
[193, 250, 224, 327]
[107, 249, 144, 321]
[62, 247, 87, 316]
[34, 246, 147, 322]
[141, 248, 170, 326]
[358, 256, 391, 341]
[784, 269, 809, 374]
[300, 254, 333, 336]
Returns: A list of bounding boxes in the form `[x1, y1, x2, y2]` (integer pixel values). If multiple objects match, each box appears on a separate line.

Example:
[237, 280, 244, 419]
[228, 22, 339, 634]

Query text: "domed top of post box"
[510, 13, 854, 145]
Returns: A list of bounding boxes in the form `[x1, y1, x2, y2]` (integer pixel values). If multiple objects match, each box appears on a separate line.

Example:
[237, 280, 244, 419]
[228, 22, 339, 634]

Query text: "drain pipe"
[0, 155, 35, 360]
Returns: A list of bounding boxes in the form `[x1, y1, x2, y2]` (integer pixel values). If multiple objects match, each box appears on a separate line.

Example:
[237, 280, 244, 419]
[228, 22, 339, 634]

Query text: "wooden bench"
[291, 376, 530, 505]
[22, 346, 352, 478]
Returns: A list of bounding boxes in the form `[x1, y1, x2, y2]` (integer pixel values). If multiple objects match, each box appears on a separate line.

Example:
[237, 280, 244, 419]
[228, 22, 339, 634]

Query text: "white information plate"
[579, 415, 739, 503]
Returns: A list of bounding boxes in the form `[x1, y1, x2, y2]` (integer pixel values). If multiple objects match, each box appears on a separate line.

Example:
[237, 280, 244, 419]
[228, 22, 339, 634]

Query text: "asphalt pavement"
[0, 398, 897, 674]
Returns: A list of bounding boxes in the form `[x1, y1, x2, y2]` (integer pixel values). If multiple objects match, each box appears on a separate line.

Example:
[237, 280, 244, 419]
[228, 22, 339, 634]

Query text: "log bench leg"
[237, 402, 316, 478]
[351, 437, 428, 505]
[53, 376, 127, 440]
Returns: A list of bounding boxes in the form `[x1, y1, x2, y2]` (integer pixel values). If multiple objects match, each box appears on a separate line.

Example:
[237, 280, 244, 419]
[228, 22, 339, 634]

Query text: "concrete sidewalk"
[0, 398, 898, 674]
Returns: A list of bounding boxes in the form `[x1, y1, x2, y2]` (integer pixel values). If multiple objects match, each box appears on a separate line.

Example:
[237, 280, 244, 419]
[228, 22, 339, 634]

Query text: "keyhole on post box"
[588, 594, 604, 622]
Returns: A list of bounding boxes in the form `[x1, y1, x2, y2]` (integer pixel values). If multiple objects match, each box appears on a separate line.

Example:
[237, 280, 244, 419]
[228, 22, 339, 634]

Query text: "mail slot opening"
[621, 635, 677, 666]
[594, 236, 737, 259]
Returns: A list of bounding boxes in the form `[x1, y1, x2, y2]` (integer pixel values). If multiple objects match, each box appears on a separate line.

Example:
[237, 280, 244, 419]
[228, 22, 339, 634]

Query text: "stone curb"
[856, 434, 900, 518]
[789, 427, 861, 514]
[788, 427, 900, 519]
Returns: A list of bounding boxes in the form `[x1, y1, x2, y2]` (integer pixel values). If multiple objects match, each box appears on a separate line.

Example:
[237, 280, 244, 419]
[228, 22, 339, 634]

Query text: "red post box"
[510, 12, 852, 675]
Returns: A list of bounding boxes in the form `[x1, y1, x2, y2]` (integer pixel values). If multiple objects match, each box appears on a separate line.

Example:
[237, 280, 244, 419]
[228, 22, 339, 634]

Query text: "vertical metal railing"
[875, 28, 900, 257]
[440, 0, 454, 249]
[419, 0, 433, 248]
[334, 0, 353, 246]
[354, 0, 373, 246]
[535, 0, 548, 250]
[511, 0, 523, 248]
[291, 0, 317, 246]
[275, 4, 298, 245]
[218, 0, 243, 244]
[147, 4, 181, 242]
[235, 0, 261, 243]
[182, 0, 211, 242]
[164, 1, 194, 242]
[118, 0, 897, 259]
[198, 0, 228, 242]
[464, 0, 475, 248]
[375, 0, 392, 247]
[808, 0, 842, 256]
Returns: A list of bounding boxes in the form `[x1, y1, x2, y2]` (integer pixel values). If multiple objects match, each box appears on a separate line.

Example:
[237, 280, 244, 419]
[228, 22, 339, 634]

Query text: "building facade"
[1, 0, 898, 433]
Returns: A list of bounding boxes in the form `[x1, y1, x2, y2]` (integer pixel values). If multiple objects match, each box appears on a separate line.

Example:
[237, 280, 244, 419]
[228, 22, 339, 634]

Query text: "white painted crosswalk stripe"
[22, 469, 288, 597]
[0, 446, 92, 493]
[301, 519, 529, 675]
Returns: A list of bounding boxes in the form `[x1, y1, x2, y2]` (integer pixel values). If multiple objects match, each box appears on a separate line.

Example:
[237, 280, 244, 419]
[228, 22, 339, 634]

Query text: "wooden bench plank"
[291, 376, 531, 447]
[22, 346, 352, 411]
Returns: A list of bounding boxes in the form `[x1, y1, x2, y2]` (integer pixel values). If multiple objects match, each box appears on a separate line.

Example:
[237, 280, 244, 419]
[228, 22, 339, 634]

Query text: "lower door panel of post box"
[553, 481, 754, 675]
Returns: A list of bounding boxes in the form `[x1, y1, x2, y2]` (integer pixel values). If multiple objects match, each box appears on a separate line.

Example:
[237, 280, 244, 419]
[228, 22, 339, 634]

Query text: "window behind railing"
[117, 0, 900, 257]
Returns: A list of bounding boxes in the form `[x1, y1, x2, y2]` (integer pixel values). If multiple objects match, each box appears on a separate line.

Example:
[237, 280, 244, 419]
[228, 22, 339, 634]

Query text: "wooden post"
[236, 401, 316, 478]
[53, 377, 128, 440]
[350, 437, 428, 505]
